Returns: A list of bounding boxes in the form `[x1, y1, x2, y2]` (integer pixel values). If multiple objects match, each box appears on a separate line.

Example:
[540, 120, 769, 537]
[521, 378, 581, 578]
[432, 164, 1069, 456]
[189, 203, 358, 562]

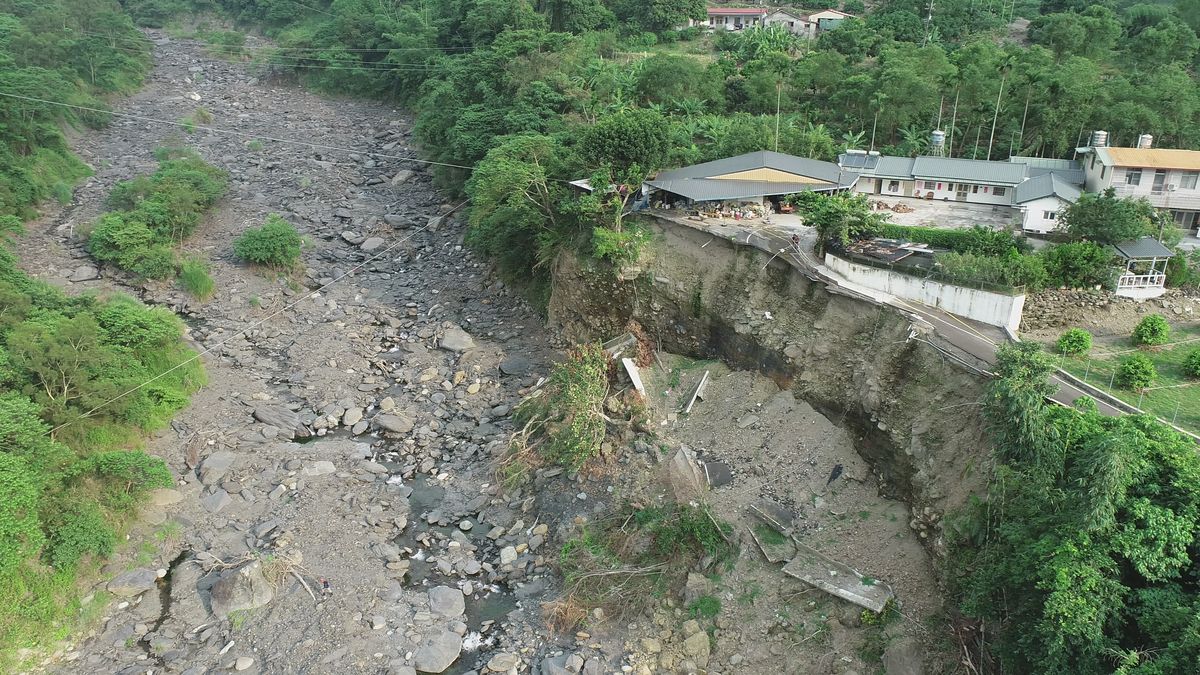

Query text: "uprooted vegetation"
[508, 343, 612, 471]
[547, 501, 735, 630]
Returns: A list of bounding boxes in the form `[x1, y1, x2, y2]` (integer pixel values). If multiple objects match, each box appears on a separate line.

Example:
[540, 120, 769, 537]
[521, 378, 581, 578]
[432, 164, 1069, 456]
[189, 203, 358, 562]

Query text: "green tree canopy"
[1061, 189, 1156, 246]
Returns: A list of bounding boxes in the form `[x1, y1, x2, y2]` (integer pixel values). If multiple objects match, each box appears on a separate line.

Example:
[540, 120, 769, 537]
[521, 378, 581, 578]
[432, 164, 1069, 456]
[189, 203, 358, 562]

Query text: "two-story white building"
[1080, 135, 1200, 234]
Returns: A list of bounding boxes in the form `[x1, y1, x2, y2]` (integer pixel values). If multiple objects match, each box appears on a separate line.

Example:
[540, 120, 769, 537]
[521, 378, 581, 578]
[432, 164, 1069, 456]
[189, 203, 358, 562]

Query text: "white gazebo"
[1113, 237, 1174, 299]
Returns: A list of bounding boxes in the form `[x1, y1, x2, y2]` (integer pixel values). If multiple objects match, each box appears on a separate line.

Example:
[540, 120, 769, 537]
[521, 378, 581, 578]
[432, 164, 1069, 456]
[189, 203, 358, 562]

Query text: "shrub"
[934, 250, 1047, 290]
[1132, 314, 1171, 346]
[1116, 353, 1156, 391]
[0, 454, 44, 577]
[1041, 242, 1115, 288]
[42, 501, 115, 570]
[876, 224, 1023, 256]
[592, 225, 651, 265]
[1056, 328, 1093, 356]
[178, 257, 215, 300]
[126, 244, 177, 279]
[1184, 349, 1200, 378]
[233, 215, 303, 269]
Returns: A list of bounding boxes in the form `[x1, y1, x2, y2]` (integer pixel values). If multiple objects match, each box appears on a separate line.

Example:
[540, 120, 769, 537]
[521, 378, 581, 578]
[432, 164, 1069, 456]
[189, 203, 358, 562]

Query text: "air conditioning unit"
[1168, 184, 1179, 191]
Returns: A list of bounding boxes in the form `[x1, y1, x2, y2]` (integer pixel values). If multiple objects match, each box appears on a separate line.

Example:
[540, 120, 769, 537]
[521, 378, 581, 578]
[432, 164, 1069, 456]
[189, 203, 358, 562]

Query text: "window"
[972, 185, 979, 194]
[994, 186, 1006, 197]
[1044, 211, 1057, 220]
[1101, 166, 1107, 180]
[1182, 172, 1199, 189]
[937, 182, 943, 190]
[1126, 168, 1142, 186]
[888, 180, 899, 191]
[1090, 154, 1096, 169]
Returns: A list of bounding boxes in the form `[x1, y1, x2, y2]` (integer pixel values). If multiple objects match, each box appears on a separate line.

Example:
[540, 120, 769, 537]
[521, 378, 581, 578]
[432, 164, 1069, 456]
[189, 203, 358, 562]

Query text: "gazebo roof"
[1113, 237, 1174, 260]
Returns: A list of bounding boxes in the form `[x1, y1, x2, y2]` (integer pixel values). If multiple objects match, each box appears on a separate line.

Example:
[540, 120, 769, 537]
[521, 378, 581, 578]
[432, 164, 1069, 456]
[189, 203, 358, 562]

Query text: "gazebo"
[1113, 237, 1174, 299]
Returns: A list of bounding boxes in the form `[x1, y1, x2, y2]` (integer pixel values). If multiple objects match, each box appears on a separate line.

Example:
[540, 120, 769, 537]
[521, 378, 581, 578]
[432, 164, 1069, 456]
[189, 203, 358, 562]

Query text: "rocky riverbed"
[18, 29, 952, 675]
[20, 30, 593, 675]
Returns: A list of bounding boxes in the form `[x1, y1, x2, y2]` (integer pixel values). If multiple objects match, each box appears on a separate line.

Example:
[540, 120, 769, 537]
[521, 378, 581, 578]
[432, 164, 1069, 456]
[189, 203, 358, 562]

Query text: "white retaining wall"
[824, 254, 1026, 332]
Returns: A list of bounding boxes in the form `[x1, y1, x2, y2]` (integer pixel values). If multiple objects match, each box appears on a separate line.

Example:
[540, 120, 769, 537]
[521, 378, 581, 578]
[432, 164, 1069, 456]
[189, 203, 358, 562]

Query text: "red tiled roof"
[707, 7, 769, 15]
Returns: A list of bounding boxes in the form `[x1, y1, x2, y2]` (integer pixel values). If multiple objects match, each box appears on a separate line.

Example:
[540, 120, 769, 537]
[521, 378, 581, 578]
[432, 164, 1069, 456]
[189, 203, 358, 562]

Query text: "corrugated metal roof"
[656, 150, 848, 184]
[1114, 237, 1175, 259]
[1013, 172, 1082, 204]
[911, 156, 1028, 185]
[874, 156, 916, 179]
[646, 178, 844, 202]
[1008, 156, 1080, 171]
[1095, 147, 1200, 170]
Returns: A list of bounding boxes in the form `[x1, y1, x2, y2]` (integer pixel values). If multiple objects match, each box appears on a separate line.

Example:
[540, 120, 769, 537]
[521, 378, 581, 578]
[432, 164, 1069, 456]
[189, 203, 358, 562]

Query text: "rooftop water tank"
[1091, 130, 1108, 147]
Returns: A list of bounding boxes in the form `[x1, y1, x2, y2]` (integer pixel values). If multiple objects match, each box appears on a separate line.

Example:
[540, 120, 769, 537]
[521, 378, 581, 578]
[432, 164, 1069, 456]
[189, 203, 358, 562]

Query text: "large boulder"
[427, 586, 464, 618]
[375, 413, 415, 434]
[413, 631, 461, 673]
[199, 451, 237, 485]
[108, 568, 159, 597]
[209, 560, 275, 619]
[663, 446, 707, 502]
[439, 327, 475, 352]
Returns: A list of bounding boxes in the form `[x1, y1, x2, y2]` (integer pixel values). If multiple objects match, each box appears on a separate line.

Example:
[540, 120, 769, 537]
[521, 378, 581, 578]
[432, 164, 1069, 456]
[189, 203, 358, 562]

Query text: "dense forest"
[3, 0, 1200, 672]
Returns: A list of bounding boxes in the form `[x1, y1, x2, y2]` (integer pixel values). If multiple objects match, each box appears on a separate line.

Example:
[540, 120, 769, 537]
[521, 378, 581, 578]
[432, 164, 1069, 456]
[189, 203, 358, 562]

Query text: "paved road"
[656, 212, 1126, 417]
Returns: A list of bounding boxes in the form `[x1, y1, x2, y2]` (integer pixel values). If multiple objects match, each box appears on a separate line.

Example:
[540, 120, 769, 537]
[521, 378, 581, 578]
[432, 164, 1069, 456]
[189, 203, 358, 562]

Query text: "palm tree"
[841, 130, 867, 150]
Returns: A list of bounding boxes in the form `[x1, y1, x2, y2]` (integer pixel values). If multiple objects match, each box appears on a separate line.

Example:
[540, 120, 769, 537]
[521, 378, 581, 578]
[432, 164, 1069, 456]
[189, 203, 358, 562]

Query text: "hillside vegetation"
[0, 0, 153, 219]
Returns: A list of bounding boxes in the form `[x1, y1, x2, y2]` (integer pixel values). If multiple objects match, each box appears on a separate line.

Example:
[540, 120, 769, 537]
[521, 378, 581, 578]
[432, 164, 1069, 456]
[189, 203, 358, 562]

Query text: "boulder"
[427, 586, 465, 618]
[253, 406, 300, 435]
[361, 237, 386, 253]
[201, 489, 232, 513]
[412, 631, 461, 673]
[498, 355, 533, 377]
[209, 560, 274, 619]
[884, 637, 925, 675]
[375, 414, 415, 434]
[108, 568, 159, 597]
[391, 169, 415, 186]
[439, 327, 475, 352]
[682, 631, 710, 668]
[487, 652, 521, 672]
[199, 451, 236, 485]
[69, 265, 100, 283]
[303, 460, 337, 476]
[664, 447, 707, 502]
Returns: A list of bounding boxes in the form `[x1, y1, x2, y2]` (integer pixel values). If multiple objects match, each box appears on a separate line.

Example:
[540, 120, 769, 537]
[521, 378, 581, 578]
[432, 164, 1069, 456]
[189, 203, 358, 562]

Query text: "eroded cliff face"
[549, 216, 993, 545]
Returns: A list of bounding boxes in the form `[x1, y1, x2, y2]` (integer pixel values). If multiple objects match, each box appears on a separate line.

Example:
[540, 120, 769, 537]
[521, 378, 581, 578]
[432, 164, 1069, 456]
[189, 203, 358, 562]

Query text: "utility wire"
[0, 91, 582, 186]
[0, 91, 477, 173]
[57, 27, 472, 53]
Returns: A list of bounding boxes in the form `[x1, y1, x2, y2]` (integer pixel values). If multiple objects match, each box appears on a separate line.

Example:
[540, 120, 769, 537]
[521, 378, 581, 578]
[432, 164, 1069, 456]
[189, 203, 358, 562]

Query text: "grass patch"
[512, 343, 610, 469]
[548, 502, 734, 630]
[233, 214, 304, 270]
[178, 256, 216, 300]
[688, 595, 721, 620]
[1059, 336, 1200, 433]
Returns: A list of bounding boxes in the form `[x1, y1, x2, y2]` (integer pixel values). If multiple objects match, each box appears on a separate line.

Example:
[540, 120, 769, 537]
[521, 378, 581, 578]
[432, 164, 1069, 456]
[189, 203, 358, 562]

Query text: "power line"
[0, 91, 477, 173]
[0, 90, 581, 186]
[49, 200, 465, 436]
[57, 27, 472, 53]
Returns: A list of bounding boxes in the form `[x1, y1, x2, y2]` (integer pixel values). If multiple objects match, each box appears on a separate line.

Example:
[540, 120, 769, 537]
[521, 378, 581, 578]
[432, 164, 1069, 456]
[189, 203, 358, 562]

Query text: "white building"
[701, 6, 854, 36]
[1012, 172, 1081, 234]
[1079, 134, 1200, 234]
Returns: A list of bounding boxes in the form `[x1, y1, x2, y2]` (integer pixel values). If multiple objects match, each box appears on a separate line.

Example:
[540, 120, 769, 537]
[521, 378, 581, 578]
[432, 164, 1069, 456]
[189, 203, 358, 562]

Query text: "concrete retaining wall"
[825, 254, 1026, 332]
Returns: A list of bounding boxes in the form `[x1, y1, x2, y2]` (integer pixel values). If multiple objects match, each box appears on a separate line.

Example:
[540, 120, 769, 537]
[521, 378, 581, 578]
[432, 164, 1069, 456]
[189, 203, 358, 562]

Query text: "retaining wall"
[824, 253, 1025, 332]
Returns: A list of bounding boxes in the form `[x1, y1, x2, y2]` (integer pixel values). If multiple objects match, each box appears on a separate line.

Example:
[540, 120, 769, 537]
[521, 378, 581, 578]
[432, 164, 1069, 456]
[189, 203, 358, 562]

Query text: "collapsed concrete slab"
[781, 542, 895, 613]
